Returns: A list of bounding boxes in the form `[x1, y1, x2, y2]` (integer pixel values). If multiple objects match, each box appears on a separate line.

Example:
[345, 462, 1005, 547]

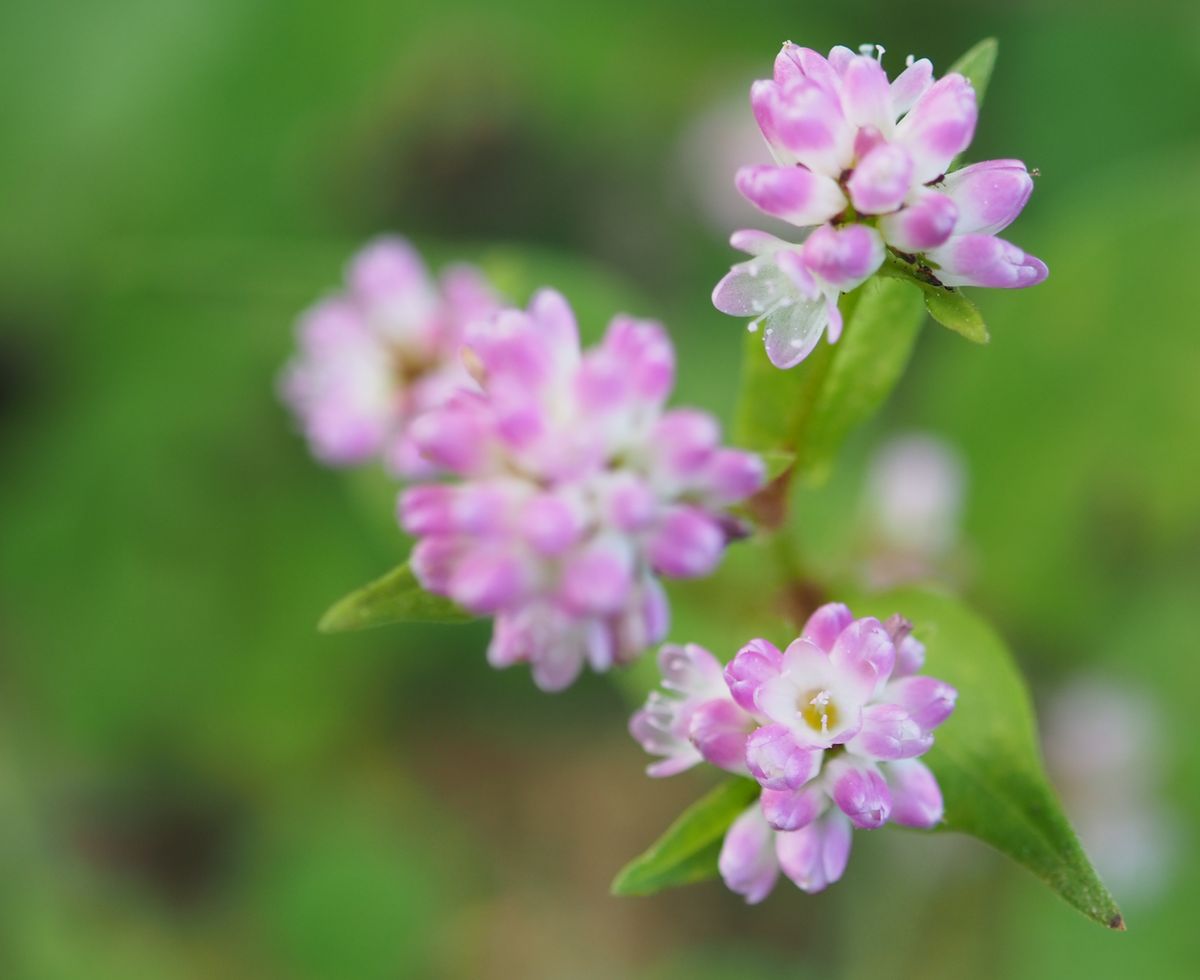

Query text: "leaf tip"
[1108, 912, 1127, 932]
[317, 594, 359, 633]
[609, 868, 639, 897]
[316, 604, 345, 634]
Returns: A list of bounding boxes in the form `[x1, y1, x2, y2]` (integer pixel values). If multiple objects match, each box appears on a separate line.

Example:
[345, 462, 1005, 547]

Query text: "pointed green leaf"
[612, 778, 759, 896]
[879, 255, 989, 343]
[318, 561, 475, 633]
[853, 586, 1124, 930]
[921, 283, 988, 343]
[948, 37, 999, 110]
[733, 278, 924, 493]
[760, 450, 796, 483]
[793, 277, 925, 483]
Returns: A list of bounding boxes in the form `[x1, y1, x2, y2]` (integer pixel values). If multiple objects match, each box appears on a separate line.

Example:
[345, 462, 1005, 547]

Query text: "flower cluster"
[713, 43, 1047, 368]
[631, 602, 956, 899]
[281, 236, 500, 476]
[399, 289, 765, 690]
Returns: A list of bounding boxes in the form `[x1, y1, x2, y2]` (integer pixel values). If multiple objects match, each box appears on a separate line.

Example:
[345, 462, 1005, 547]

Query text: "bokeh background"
[2, 1, 1198, 977]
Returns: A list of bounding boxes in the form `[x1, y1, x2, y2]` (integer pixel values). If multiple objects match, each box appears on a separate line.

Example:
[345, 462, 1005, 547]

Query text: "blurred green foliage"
[2, 0, 1198, 977]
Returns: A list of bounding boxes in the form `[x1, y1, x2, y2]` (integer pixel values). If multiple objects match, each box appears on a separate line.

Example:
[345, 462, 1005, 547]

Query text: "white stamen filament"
[810, 689, 832, 734]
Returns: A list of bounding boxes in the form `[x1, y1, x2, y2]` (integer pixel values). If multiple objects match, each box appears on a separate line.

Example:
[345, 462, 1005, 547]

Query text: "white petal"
[760, 293, 828, 369]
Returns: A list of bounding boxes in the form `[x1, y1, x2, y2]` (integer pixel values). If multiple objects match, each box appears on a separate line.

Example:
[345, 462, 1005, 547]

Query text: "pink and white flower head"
[281, 236, 500, 477]
[714, 42, 1047, 368]
[399, 289, 765, 691]
[632, 603, 956, 900]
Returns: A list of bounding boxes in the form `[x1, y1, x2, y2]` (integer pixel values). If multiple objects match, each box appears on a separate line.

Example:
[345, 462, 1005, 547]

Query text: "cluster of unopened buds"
[632, 603, 956, 899]
[714, 42, 1046, 367]
[282, 236, 764, 690]
[400, 289, 764, 689]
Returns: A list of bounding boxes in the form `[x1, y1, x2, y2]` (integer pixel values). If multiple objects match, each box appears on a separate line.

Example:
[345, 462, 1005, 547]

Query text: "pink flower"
[280, 236, 501, 477]
[633, 603, 956, 899]
[630, 644, 756, 776]
[714, 43, 1046, 368]
[400, 290, 765, 690]
[730, 605, 954, 833]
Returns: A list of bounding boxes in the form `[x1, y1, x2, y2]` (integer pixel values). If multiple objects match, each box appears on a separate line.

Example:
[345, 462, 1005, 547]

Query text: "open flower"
[400, 290, 764, 690]
[714, 42, 1047, 368]
[632, 602, 955, 900]
[281, 236, 500, 476]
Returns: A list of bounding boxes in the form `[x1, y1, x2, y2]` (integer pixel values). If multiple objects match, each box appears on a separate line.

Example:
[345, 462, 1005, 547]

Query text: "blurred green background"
[2, 0, 1198, 977]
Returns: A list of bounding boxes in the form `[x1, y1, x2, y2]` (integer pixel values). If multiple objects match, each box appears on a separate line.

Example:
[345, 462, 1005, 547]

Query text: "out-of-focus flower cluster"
[713, 42, 1047, 368]
[1044, 676, 1179, 901]
[399, 289, 765, 690]
[631, 602, 956, 900]
[861, 433, 969, 589]
[281, 237, 500, 477]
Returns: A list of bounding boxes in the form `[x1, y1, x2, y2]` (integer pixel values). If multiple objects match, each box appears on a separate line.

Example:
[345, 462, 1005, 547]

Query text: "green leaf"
[921, 283, 988, 343]
[733, 278, 925, 491]
[318, 562, 475, 633]
[760, 450, 796, 483]
[612, 778, 759, 896]
[948, 37, 999, 111]
[852, 586, 1124, 930]
[732, 322, 831, 456]
[793, 277, 925, 483]
[879, 255, 989, 343]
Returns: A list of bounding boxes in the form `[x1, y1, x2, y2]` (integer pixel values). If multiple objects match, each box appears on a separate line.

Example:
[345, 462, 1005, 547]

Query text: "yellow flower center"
[799, 688, 839, 735]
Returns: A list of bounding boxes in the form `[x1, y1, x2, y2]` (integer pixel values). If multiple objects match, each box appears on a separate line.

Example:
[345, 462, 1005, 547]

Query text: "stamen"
[799, 688, 839, 734]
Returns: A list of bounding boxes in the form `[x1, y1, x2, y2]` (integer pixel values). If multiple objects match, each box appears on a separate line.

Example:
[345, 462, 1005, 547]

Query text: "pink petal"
[939, 159, 1034, 236]
[801, 224, 885, 291]
[840, 55, 894, 134]
[702, 449, 767, 505]
[884, 675, 958, 732]
[724, 638, 784, 714]
[847, 143, 914, 214]
[896, 73, 978, 183]
[886, 759, 945, 827]
[829, 617, 896, 699]
[878, 191, 959, 252]
[729, 228, 790, 257]
[928, 234, 1048, 288]
[689, 699, 754, 774]
[647, 506, 725, 579]
[768, 79, 854, 177]
[658, 642, 725, 696]
[736, 165, 847, 226]
[746, 724, 824, 790]
[827, 757, 892, 829]
[651, 409, 721, 479]
[890, 58, 934, 115]
[800, 602, 854, 652]
[719, 806, 780, 904]
[845, 703, 933, 761]
[449, 549, 533, 614]
[775, 810, 853, 893]
[761, 784, 824, 831]
[520, 491, 586, 556]
[347, 236, 430, 302]
[558, 537, 635, 615]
